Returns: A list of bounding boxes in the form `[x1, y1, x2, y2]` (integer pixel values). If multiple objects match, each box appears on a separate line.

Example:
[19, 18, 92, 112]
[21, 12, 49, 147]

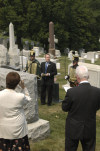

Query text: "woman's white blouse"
[0, 87, 31, 139]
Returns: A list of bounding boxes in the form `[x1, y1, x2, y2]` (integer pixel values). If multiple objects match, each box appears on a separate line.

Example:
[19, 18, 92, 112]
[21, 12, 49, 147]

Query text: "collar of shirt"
[80, 80, 89, 84]
[46, 62, 49, 66]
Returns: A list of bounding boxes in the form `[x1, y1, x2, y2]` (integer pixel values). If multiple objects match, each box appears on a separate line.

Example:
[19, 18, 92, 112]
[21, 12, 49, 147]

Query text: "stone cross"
[54, 35, 58, 49]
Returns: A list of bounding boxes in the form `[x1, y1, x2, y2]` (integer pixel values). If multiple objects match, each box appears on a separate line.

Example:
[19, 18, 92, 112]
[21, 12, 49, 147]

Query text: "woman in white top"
[0, 72, 31, 151]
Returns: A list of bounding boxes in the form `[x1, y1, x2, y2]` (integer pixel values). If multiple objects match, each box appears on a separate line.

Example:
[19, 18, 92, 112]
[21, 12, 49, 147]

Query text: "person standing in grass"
[62, 65, 100, 151]
[40, 53, 57, 106]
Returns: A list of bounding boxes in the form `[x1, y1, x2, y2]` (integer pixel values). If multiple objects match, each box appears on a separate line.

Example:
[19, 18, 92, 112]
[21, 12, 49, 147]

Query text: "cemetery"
[0, 1, 100, 150]
[0, 21, 100, 150]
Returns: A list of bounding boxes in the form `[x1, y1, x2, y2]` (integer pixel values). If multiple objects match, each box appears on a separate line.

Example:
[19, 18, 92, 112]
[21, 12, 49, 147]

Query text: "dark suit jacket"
[62, 83, 100, 139]
[41, 61, 57, 85]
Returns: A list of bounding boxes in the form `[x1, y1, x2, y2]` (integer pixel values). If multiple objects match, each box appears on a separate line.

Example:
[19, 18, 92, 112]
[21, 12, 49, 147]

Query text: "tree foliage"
[0, 0, 100, 52]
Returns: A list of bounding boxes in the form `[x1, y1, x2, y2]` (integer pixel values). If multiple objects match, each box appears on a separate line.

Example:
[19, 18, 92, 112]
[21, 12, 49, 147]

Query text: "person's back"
[67, 83, 100, 121]
[62, 65, 100, 151]
[0, 72, 31, 151]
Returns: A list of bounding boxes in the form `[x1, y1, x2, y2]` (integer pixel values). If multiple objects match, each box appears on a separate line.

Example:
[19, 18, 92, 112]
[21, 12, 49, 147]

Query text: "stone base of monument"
[1, 65, 20, 71]
[49, 48, 55, 56]
[52, 83, 60, 102]
[28, 119, 50, 141]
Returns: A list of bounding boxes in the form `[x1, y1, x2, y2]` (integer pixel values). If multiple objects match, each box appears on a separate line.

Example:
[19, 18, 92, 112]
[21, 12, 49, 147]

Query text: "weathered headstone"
[87, 52, 96, 61]
[33, 47, 39, 56]
[23, 41, 29, 50]
[0, 38, 3, 44]
[79, 48, 85, 57]
[0, 45, 7, 66]
[2, 39, 8, 48]
[55, 50, 61, 57]
[31, 41, 34, 49]
[64, 48, 70, 55]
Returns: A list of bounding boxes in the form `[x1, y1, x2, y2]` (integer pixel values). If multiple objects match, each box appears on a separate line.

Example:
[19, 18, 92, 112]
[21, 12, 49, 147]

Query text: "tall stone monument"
[8, 22, 20, 67]
[49, 21, 55, 56]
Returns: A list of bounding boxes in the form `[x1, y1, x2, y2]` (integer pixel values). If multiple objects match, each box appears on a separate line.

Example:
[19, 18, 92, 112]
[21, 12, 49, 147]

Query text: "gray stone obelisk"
[8, 22, 20, 67]
[49, 22, 55, 56]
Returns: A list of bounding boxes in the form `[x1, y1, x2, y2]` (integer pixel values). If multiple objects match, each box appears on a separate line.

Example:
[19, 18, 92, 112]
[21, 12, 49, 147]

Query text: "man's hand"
[46, 73, 50, 76]
[41, 73, 45, 77]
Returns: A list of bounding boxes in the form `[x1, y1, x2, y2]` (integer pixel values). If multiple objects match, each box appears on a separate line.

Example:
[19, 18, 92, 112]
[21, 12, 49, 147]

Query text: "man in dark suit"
[41, 53, 57, 106]
[62, 65, 100, 151]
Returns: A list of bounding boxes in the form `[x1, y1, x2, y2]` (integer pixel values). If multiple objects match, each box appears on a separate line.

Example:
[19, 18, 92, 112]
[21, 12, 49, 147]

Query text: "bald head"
[76, 65, 89, 83]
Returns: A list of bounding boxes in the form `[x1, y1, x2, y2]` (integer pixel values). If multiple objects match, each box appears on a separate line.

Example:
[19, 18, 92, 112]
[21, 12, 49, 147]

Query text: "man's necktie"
[45, 62, 48, 73]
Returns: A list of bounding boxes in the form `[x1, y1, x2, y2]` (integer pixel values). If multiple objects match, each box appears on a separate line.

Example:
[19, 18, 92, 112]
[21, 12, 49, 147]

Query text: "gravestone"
[87, 52, 96, 61]
[33, 47, 39, 56]
[0, 45, 7, 66]
[0, 38, 3, 44]
[39, 47, 44, 54]
[31, 41, 34, 49]
[68, 51, 73, 61]
[63, 62, 100, 92]
[67, 62, 100, 88]
[79, 48, 85, 57]
[24, 41, 29, 50]
[21, 49, 30, 58]
[64, 48, 70, 55]
[0, 68, 50, 141]
[81, 52, 87, 59]
[55, 49, 61, 57]
[3, 39, 8, 48]
[8, 22, 20, 67]
[79, 62, 100, 88]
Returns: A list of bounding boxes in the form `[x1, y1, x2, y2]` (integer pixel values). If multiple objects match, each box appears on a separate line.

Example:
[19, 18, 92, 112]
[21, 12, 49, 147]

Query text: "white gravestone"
[87, 52, 96, 61]
[33, 47, 39, 56]
[63, 62, 100, 92]
[55, 49, 61, 57]
[79, 62, 100, 88]
[56, 62, 60, 69]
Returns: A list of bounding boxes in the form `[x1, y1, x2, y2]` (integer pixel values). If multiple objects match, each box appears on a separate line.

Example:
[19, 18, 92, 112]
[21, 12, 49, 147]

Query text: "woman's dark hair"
[6, 72, 20, 89]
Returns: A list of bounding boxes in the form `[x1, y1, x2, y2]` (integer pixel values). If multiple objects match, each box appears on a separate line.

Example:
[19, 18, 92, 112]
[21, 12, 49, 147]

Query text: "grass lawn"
[30, 56, 100, 151]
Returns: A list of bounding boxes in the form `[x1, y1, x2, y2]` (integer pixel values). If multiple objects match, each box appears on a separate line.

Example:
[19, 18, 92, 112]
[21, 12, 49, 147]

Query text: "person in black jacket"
[62, 65, 100, 151]
[40, 53, 57, 106]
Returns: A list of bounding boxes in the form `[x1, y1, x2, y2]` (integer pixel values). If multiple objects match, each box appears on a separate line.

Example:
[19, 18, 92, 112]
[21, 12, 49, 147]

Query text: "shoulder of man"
[49, 61, 56, 65]
[35, 59, 40, 64]
[91, 85, 100, 92]
[67, 85, 80, 94]
[41, 62, 45, 65]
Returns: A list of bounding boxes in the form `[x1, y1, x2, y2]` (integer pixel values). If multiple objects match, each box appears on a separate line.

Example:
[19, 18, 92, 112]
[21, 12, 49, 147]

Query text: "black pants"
[41, 83, 53, 105]
[65, 136, 96, 151]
